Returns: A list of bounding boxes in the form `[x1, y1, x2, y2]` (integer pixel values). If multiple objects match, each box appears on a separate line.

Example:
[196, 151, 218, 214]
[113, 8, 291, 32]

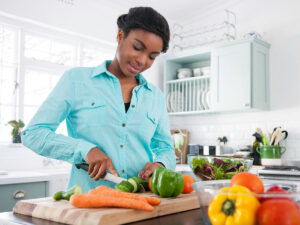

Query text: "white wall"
[169, 0, 300, 161]
[1, 0, 300, 161]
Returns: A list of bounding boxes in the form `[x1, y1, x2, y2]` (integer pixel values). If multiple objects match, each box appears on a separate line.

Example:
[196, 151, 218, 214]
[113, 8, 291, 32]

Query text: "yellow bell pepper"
[208, 185, 260, 225]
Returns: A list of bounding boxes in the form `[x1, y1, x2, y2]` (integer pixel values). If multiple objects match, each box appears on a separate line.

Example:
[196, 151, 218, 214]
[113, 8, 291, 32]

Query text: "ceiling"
[98, 0, 233, 24]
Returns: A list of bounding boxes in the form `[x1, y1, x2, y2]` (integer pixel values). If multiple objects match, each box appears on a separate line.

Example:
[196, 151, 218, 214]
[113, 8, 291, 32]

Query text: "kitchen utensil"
[191, 180, 300, 225]
[271, 127, 282, 145]
[279, 130, 288, 144]
[13, 192, 200, 225]
[274, 131, 282, 146]
[75, 164, 126, 184]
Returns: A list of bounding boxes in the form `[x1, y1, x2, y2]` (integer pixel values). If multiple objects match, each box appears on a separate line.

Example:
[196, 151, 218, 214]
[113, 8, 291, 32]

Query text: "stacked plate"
[197, 89, 211, 110]
[167, 91, 185, 112]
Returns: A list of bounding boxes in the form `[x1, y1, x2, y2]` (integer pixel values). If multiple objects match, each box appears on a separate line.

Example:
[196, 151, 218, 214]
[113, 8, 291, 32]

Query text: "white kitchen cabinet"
[164, 38, 270, 115]
[211, 40, 269, 111]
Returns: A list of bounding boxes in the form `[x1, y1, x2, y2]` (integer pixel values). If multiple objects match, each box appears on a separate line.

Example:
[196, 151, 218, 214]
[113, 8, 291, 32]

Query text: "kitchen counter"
[0, 208, 205, 225]
[0, 168, 70, 185]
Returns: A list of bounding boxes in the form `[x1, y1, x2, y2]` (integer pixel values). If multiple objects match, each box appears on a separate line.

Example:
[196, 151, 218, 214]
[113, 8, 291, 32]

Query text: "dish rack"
[172, 9, 237, 52]
[166, 75, 211, 114]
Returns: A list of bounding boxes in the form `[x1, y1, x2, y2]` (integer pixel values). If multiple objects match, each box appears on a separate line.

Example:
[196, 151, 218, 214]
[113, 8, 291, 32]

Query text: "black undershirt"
[124, 102, 130, 113]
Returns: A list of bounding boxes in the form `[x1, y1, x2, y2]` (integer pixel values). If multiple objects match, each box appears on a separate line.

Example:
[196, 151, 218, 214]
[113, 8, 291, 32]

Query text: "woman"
[22, 7, 176, 193]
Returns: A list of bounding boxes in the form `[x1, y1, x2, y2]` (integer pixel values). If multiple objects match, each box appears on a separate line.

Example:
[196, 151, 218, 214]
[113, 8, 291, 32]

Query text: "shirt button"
[122, 123, 126, 127]
[120, 145, 124, 148]
[122, 170, 125, 173]
[91, 102, 95, 106]
[131, 104, 135, 108]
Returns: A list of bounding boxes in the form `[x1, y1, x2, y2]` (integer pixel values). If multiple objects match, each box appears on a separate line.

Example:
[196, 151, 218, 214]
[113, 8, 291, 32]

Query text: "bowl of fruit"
[192, 172, 300, 225]
[187, 155, 253, 181]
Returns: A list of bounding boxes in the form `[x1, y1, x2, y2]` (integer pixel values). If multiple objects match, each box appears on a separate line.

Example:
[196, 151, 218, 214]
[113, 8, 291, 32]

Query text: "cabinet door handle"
[244, 103, 250, 107]
[13, 190, 26, 199]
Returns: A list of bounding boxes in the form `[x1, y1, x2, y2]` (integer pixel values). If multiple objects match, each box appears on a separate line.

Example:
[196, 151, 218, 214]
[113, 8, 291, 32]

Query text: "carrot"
[70, 193, 154, 211]
[90, 186, 161, 206]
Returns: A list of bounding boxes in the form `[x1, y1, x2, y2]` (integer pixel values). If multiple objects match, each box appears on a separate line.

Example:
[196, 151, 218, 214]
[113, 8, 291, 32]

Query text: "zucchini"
[127, 178, 138, 192]
[53, 184, 83, 201]
[115, 181, 134, 192]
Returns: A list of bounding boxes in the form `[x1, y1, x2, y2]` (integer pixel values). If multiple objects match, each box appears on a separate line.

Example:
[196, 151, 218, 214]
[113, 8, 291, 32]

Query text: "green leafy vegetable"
[192, 157, 248, 180]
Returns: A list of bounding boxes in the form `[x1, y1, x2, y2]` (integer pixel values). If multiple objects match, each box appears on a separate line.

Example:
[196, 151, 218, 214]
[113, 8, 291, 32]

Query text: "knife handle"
[75, 163, 89, 171]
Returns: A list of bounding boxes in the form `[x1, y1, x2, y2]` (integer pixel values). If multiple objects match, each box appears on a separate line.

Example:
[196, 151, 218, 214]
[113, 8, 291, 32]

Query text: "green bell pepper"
[151, 167, 184, 197]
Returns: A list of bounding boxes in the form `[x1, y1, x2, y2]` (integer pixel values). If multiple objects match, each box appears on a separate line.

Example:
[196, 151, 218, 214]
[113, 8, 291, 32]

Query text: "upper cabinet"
[163, 38, 270, 115]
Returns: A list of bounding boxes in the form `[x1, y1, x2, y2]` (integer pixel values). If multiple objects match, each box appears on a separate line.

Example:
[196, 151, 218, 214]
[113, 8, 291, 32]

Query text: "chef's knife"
[75, 163, 126, 184]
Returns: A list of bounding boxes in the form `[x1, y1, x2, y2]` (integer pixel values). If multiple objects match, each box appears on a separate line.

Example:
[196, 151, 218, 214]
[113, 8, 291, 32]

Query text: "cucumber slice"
[127, 178, 138, 192]
[116, 181, 134, 192]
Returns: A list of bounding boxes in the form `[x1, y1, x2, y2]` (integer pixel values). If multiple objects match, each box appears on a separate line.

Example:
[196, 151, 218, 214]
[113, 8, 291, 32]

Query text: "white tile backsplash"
[170, 106, 300, 161]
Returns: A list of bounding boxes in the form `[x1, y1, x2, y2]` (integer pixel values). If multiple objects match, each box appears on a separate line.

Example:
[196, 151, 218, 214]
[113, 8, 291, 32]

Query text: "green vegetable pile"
[192, 157, 248, 180]
[115, 176, 149, 193]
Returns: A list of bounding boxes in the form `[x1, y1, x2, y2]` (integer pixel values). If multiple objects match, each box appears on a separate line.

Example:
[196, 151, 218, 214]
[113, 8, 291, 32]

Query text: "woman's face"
[116, 29, 163, 77]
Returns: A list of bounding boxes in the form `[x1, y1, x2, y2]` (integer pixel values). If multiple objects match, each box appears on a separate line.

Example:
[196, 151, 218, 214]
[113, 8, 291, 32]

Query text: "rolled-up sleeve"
[21, 69, 96, 164]
[151, 94, 176, 171]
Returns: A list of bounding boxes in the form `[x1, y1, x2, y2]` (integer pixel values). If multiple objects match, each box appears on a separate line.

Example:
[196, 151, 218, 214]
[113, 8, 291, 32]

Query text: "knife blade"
[75, 163, 126, 184]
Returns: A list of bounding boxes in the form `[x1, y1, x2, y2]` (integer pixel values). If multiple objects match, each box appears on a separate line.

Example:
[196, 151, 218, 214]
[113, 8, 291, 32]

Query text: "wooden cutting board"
[13, 192, 199, 225]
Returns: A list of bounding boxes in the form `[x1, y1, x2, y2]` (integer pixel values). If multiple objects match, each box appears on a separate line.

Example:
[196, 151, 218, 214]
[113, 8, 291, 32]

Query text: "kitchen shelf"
[164, 37, 270, 115]
[165, 75, 211, 84]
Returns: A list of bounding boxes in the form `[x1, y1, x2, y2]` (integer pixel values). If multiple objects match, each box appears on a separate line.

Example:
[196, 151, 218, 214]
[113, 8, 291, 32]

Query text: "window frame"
[0, 16, 116, 144]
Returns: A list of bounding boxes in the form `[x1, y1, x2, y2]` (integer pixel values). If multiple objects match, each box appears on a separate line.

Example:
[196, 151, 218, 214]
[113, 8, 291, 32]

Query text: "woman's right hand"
[85, 147, 119, 181]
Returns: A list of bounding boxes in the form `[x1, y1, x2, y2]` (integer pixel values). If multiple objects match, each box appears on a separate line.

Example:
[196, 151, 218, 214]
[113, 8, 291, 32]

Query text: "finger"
[142, 165, 157, 179]
[107, 161, 120, 177]
[139, 162, 152, 178]
[94, 163, 107, 181]
[88, 162, 95, 175]
[89, 163, 100, 178]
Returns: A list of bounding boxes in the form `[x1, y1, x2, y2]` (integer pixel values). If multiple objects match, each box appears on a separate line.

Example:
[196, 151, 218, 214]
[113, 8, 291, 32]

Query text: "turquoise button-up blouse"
[21, 60, 176, 193]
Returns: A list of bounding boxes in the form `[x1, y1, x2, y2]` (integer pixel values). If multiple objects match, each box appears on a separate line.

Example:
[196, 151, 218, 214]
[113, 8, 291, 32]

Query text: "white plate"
[166, 92, 172, 112]
[202, 90, 208, 110]
[170, 91, 184, 112]
[206, 90, 211, 109]
[197, 90, 204, 110]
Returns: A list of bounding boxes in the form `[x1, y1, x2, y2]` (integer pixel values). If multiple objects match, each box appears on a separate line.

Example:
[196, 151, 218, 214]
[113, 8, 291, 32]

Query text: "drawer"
[0, 181, 48, 212]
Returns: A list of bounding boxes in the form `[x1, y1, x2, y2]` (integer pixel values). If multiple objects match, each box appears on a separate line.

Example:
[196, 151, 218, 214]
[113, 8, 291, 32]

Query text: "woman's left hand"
[139, 162, 164, 179]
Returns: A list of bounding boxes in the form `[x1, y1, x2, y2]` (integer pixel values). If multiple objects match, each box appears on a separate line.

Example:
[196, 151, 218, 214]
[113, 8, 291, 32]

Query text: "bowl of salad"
[187, 155, 253, 181]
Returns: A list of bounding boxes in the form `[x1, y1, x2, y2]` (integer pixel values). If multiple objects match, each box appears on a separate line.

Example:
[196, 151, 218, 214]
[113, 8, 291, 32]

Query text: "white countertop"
[0, 168, 70, 185]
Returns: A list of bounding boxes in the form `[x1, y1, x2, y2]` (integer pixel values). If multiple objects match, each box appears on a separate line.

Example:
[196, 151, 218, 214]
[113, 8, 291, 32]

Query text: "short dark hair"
[117, 7, 170, 53]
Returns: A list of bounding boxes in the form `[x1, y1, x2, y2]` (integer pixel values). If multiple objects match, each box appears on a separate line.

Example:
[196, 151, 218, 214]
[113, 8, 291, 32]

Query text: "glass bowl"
[187, 154, 253, 181]
[192, 180, 300, 225]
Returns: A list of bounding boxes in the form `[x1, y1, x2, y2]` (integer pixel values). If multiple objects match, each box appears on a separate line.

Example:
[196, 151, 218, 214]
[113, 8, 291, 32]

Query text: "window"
[0, 21, 114, 143]
[0, 24, 18, 143]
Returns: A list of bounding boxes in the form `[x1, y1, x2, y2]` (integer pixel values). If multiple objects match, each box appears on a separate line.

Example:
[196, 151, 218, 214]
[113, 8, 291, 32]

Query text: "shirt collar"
[91, 60, 152, 92]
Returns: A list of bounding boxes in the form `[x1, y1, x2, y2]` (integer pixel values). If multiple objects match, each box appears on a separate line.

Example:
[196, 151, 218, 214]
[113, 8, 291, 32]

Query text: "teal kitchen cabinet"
[0, 181, 48, 212]
[164, 38, 270, 115]
[211, 39, 270, 111]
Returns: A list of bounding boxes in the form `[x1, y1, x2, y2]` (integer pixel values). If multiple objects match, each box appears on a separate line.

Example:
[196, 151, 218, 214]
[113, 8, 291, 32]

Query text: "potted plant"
[8, 120, 25, 143]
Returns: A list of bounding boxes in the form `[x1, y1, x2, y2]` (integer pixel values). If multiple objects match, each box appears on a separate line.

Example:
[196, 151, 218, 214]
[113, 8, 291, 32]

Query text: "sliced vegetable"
[115, 181, 134, 192]
[70, 193, 154, 211]
[53, 184, 83, 201]
[151, 167, 184, 197]
[127, 178, 138, 193]
[208, 185, 260, 225]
